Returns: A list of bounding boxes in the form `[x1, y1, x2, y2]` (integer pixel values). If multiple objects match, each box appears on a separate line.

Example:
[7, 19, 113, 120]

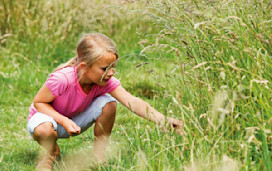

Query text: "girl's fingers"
[176, 121, 183, 128]
[74, 125, 81, 133]
[68, 127, 76, 135]
[166, 117, 183, 135]
[158, 117, 183, 135]
[71, 122, 81, 134]
[168, 118, 183, 128]
[173, 120, 183, 135]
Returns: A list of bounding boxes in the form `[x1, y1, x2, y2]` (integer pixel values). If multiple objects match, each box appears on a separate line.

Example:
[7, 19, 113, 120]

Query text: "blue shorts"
[27, 94, 117, 138]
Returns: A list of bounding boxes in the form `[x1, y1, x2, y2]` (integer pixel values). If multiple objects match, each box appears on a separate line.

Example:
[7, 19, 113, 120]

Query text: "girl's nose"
[107, 67, 115, 76]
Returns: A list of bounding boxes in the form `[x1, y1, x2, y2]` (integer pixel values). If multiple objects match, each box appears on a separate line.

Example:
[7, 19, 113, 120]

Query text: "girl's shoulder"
[46, 66, 76, 97]
[52, 66, 76, 81]
[47, 66, 76, 86]
[54, 66, 75, 74]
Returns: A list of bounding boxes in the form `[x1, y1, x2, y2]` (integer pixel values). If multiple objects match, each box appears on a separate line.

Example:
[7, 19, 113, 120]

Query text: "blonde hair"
[55, 33, 118, 71]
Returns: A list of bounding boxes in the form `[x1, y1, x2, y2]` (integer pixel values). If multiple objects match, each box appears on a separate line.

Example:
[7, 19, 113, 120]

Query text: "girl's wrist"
[54, 115, 68, 126]
[157, 116, 167, 126]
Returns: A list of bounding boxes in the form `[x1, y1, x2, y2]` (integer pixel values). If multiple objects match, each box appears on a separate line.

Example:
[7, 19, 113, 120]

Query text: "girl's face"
[81, 52, 117, 86]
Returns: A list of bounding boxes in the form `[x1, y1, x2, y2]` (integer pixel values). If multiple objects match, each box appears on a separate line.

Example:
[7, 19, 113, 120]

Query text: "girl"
[27, 33, 182, 170]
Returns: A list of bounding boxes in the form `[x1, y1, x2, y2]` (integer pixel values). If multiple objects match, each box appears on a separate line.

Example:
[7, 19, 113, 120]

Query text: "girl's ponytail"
[54, 56, 78, 72]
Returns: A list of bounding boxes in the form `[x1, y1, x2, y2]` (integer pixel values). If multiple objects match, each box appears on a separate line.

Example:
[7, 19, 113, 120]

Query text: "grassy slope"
[1, 0, 271, 170]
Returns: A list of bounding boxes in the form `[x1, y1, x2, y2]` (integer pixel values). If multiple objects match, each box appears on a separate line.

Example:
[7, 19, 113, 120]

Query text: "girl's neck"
[77, 68, 93, 93]
[81, 83, 93, 94]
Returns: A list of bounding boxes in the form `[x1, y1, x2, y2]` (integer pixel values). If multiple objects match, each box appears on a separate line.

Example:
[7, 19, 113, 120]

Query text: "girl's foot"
[36, 154, 55, 171]
[53, 143, 61, 161]
[36, 143, 60, 170]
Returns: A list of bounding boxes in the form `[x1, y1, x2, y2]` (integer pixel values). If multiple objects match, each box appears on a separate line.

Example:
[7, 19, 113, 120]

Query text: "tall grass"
[0, 0, 271, 170]
[133, 0, 272, 170]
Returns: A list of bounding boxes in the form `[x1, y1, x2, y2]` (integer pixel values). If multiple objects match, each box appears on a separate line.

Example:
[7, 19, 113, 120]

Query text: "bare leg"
[32, 122, 59, 169]
[93, 102, 116, 163]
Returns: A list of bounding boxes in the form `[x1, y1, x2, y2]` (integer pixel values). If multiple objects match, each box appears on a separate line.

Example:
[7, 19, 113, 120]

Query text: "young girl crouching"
[27, 33, 182, 170]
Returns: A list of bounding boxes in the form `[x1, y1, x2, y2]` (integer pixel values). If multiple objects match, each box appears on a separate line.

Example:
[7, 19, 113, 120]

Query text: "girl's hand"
[160, 117, 183, 135]
[168, 117, 183, 135]
[61, 118, 81, 136]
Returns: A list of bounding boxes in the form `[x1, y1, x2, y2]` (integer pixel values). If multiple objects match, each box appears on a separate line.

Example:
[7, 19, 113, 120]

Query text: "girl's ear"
[78, 62, 87, 70]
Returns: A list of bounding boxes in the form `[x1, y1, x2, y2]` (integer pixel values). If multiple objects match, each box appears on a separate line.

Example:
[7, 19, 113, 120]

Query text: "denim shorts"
[27, 94, 117, 138]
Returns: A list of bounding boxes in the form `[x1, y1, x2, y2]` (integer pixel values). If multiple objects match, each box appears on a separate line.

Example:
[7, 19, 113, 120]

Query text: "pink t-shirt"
[28, 66, 121, 120]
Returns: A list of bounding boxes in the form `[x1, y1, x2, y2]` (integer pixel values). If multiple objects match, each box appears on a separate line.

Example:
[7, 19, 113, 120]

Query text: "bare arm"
[110, 86, 182, 133]
[33, 84, 81, 135]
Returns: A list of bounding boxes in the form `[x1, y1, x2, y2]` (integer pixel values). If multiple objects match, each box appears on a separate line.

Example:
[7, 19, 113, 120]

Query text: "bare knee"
[33, 122, 57, 141]
[94, 102, 117, 137]
[103, 101, 117, 115]
[100, 101, 117, 122]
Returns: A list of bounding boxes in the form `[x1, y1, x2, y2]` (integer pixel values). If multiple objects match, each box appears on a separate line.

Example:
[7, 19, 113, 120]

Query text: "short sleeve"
[45, 72, 68, 97]
[99, 76, 121, 94]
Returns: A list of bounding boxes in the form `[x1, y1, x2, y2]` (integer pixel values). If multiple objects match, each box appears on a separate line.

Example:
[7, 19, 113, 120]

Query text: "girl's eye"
[102, 65, 117, 71]
[112, 66, 117, 71]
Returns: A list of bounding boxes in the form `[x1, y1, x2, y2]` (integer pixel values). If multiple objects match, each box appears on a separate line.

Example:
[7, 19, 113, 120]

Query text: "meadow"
[0, 0, 271, 170]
